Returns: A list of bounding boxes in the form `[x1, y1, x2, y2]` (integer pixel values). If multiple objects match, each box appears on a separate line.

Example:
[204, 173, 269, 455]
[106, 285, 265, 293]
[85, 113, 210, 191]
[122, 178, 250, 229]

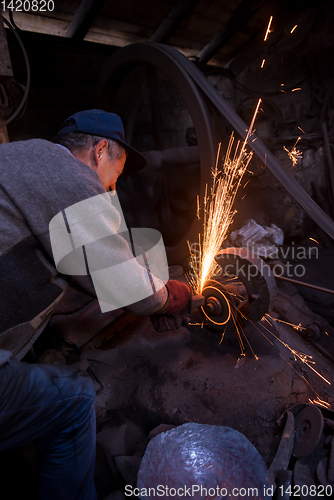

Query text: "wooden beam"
[66, 0, 106, 40]
[0, 118, 10, 144]
[0, 12, 13, 82]
[197, 0, 267, 64]
[150, 0, 201, 43]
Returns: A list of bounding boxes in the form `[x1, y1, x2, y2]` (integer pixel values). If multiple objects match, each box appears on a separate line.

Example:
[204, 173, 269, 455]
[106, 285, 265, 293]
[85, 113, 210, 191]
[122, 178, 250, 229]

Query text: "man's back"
[0, 139, 104, 358]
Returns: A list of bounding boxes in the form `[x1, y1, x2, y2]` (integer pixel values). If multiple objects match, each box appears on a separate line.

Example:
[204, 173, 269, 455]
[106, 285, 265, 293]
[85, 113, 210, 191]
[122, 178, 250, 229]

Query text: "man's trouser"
[0, 359, 97, 500]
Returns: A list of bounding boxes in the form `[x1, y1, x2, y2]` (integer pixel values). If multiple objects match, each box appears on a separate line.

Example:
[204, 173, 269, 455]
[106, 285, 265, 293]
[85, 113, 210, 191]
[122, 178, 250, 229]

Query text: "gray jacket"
[0, 139, 167, 363]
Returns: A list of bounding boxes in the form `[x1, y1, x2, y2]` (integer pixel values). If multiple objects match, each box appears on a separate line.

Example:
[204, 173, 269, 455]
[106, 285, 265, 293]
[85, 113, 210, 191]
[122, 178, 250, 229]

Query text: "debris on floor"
[5, 263, 334, 499]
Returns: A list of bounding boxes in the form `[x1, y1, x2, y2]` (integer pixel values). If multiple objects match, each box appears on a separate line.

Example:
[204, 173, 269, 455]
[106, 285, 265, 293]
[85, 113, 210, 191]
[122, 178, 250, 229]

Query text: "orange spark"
[283, 136, 302, 166]
[309, 398, 331, 409]
[263, 314, 332, 386]
[273, 317, 306, 331]
[309, 237, 319, 244]
[261, 59, 266, 68]
[290, 25, 298, 33]
[264, 16, 273, 41]
[188, 100, 261, 294]
[292, 88, 301, 91]
[298, 126, 305, 134]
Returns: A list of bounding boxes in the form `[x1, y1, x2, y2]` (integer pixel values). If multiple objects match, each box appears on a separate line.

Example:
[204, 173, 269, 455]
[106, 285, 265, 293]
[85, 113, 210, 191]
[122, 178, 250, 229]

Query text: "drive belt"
[151, 42, 334, 240]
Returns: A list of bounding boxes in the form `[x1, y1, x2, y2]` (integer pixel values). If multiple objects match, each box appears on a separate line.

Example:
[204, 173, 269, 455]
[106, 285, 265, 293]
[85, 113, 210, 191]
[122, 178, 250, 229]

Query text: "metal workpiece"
[215, 247, 277, 321]
[267, 411, 295, 491]
[191, 247, 276, 330]
[190, 294, 205, 310]
[199, 279, 237, 331]
[273, 404, 334, 491]
[292, 405, 324, 459]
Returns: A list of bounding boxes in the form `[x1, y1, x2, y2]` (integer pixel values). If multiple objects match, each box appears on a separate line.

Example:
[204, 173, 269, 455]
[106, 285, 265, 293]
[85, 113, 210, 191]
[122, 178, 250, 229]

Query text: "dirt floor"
[92, 305, 334, 459]
[2, 249, 334, 499]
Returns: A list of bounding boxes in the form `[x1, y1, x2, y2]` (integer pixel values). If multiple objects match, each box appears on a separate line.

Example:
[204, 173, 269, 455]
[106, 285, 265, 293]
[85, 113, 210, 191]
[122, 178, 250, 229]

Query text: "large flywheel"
[95, 43, 225, 265]
[95, 42, 334, 266]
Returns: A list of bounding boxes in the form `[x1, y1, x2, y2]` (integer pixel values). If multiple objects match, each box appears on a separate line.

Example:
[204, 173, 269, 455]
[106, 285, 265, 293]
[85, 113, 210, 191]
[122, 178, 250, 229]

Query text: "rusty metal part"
[290, 404, 334, 425]
[276, 470, 293, 500]
[200, 279, 236, 331]
[274, 274, 334, 296]
[274, 304, 334, 363]
[325, 419, 334, 432]
[303, 323, 321, 341]
[318, 406, 334, 422]
[294, 460, 317, 498]
[273, 305, 334, 365]
[204, 296, 222, 315]
[316, 457, 334, 487]
[190, 294, 205, 310]
[215, 247, 277, 321]
[267, 411, 295, 490]
[293, 405, 324, 458]
[283, 403, 307, 419]
[328, 437, 334, 484]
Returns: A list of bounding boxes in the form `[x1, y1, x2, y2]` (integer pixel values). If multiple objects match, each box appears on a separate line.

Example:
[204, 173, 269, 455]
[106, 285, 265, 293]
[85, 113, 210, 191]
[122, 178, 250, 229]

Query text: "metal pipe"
[274, 274, 334, 296]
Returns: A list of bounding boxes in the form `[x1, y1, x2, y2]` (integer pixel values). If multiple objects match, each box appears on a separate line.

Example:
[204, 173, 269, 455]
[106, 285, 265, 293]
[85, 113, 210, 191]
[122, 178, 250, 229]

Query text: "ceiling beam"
[150, 0, 201, 44]
[66, 0, 106, 40]
[197, 0, 267, 64]
[0, 12, 13, 82]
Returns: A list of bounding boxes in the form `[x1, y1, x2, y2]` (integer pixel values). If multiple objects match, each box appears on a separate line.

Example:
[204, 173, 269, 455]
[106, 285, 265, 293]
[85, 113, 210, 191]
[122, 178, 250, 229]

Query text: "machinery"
[192, 247, 277, 330]
[96, 42, 334, 267]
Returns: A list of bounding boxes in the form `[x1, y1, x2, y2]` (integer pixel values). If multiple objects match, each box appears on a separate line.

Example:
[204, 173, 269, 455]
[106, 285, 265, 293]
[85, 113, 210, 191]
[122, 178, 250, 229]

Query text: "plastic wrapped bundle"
[137, 423, 271, 500]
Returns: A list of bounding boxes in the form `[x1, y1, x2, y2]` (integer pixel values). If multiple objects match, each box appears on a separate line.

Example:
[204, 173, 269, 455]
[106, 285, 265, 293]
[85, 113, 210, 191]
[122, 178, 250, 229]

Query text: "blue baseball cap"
[57, 109, 147, 175]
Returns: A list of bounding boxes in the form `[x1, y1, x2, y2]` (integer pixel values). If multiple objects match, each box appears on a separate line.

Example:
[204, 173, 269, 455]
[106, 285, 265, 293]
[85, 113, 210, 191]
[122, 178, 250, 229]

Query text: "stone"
[148, 424, 178, 440]
[69, 359, 90, 372]
[37, 349, 66, 365]
[82, 349, 121, 383]
[114, 456, 142, 486]
[95, 373, 136, 419]
[95, 442, 120, 499]
[102, 492, 126, 500]
[82, 348, 119, 366]
[96, 420, 148, 461]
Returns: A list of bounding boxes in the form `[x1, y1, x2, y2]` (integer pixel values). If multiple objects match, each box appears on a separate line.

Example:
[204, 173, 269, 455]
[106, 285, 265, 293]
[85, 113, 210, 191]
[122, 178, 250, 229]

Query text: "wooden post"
[0, 12, 12, 143]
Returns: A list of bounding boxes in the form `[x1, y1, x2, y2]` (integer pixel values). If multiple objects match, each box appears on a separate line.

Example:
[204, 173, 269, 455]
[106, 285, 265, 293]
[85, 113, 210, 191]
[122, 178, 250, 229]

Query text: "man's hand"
[150, 280, 193, 332]
[161, 280, 193, 315]
[151, 313, 191, 332]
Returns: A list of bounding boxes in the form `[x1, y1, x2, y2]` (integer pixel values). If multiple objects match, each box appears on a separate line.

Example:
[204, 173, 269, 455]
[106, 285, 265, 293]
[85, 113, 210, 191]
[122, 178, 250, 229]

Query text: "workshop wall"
[3, 11, 334, 243]
[207, 3, 334, 239]
[5, 31, 117, 140]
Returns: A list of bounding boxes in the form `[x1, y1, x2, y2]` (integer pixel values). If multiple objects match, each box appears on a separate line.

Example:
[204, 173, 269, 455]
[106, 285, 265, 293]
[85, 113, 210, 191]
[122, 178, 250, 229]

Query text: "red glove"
[160, 280, 193, 315]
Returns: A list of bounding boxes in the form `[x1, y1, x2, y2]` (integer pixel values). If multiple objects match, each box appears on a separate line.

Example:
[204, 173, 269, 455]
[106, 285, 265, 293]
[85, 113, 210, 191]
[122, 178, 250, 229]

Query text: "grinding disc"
[201, 279, 236, 331]
[293, 405, 324, 458]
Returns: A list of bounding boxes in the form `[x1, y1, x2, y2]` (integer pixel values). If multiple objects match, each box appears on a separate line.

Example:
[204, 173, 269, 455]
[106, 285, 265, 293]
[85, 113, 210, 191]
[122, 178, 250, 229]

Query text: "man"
[0, 109, 192, 499]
